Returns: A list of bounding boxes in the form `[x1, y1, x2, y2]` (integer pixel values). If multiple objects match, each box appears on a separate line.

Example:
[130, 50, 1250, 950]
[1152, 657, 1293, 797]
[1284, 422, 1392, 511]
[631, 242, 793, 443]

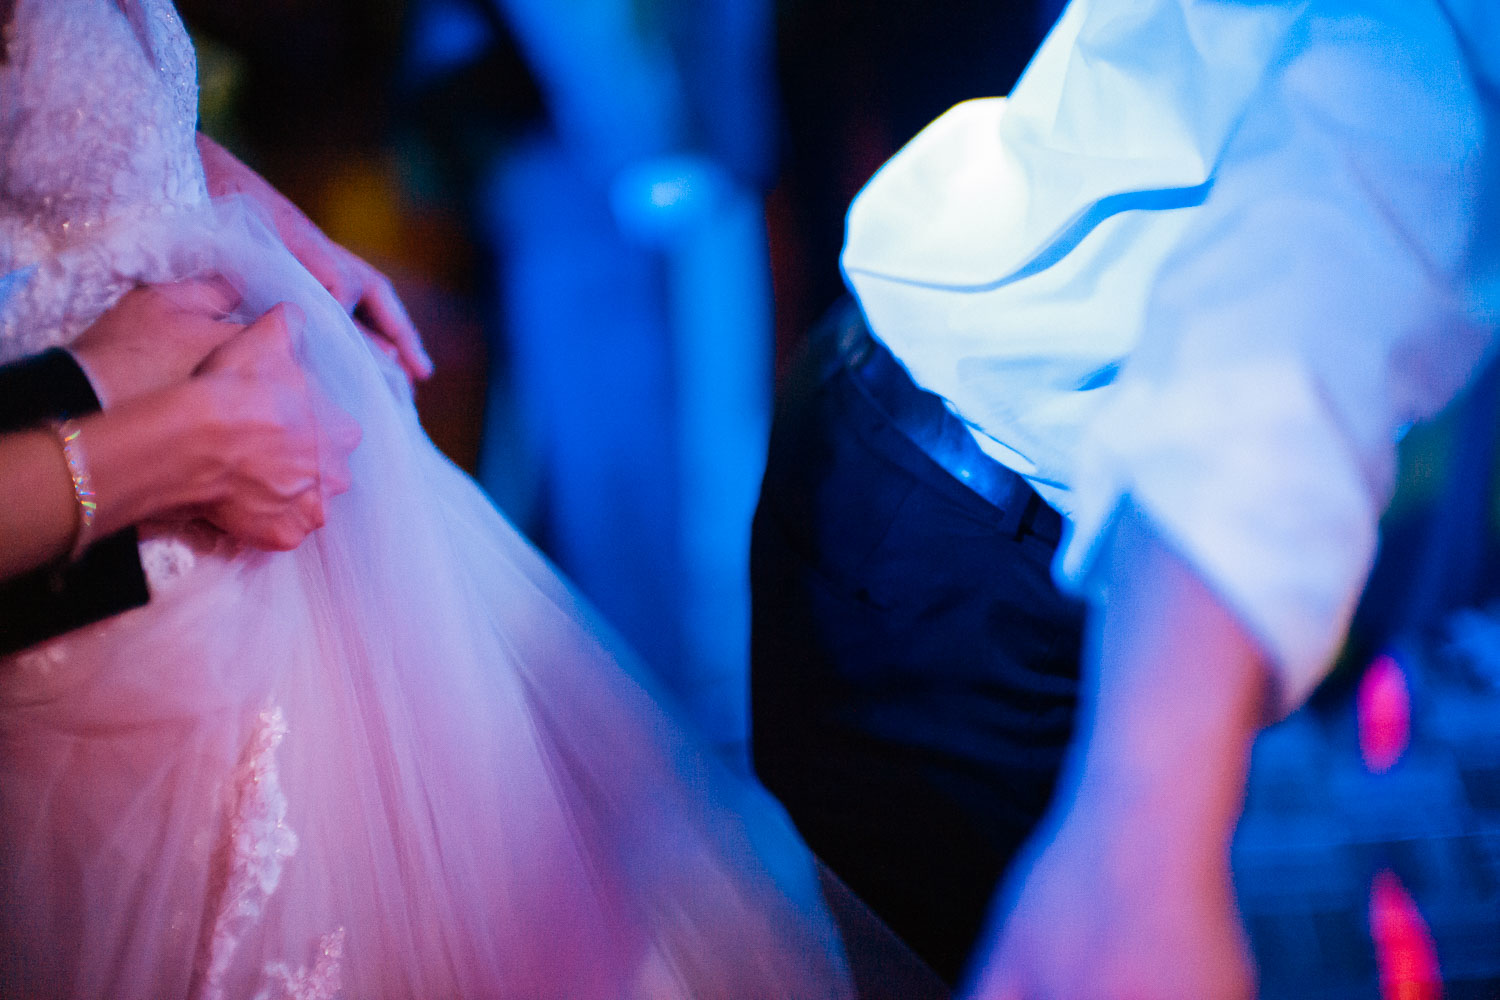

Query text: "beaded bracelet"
[54, 419, 98, 561]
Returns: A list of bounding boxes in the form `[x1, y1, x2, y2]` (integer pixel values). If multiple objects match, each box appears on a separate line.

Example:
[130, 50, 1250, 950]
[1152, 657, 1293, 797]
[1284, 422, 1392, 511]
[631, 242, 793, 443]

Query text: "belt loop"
[1014, 493, 1042, 541]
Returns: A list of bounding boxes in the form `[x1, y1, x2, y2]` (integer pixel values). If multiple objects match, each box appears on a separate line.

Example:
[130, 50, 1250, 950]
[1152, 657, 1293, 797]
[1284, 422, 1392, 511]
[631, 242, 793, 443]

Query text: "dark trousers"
[750, 305, 1085, 982]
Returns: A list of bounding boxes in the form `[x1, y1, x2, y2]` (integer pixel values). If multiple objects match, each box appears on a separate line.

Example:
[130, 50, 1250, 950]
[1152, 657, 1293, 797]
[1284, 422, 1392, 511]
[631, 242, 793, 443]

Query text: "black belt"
[828, 303, 1062, 546]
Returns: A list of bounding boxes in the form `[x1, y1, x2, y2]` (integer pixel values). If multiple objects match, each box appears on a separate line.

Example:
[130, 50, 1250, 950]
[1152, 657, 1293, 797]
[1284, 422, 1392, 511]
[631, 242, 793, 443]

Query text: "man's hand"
[964, 502, 1269, 1000]
[69, 279, 243, 407]
[34, 302, 361, 559]
[196, 132, 433, 384]
[190, 303, 360, 550]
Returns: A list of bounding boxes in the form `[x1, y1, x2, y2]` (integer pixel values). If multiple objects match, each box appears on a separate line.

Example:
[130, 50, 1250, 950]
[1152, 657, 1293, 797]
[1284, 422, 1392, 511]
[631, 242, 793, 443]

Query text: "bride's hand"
[196, 132, 434, 384]
[189, 303, 362, 550]
[311, 238, 431, 383]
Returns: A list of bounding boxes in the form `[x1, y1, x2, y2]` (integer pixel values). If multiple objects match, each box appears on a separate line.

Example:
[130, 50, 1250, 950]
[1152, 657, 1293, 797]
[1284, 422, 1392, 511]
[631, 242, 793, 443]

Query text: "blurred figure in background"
[464, 0, 778, 748]
[187, 0, 1065, 759]
[393, 0, 778, 750]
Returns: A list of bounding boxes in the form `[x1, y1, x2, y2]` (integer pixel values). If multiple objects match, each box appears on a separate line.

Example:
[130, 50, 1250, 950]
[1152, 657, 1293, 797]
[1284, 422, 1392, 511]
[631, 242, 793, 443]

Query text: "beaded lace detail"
[137, 518, 241, 592]
[193, 704, 303, 1000]
[255, 928, 347, 1000]
[0, 0, 207, 361]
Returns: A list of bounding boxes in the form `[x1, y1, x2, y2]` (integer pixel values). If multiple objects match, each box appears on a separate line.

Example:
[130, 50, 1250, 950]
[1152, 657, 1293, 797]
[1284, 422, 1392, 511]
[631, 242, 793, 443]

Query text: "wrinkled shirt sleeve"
[1056, 0, 1499, 710]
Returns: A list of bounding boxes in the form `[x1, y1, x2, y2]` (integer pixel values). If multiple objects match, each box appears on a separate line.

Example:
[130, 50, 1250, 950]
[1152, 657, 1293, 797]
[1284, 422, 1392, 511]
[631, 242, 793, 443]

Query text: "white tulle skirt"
[0, 202, 861, 999]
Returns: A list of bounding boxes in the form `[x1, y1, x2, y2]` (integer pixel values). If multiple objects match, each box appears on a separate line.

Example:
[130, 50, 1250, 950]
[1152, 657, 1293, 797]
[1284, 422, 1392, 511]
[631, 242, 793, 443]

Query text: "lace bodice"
[0, 0, 206, 360]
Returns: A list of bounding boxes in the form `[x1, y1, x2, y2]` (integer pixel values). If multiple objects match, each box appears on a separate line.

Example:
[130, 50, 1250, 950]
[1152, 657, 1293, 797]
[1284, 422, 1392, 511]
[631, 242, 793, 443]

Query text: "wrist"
[81, 380, 230, 529]
[52, 420, 99, 559]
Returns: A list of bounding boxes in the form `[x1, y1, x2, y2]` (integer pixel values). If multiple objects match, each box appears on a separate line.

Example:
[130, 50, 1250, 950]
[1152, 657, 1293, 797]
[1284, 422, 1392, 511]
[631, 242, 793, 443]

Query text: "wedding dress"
[0, 2, 863, 996]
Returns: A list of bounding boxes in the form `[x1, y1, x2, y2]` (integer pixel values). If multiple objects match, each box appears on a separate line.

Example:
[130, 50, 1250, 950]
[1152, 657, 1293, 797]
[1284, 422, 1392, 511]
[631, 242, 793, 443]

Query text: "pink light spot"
[1370, 868, 1442, 999]
[1358, 654, 1411, 774]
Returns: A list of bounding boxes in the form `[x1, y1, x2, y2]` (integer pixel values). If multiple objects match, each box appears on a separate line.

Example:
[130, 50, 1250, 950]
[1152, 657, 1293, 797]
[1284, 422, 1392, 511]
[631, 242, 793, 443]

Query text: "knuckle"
[302, 490, 327, 529]
[272, 526, 303, 550]
[263, 302, 306, 343]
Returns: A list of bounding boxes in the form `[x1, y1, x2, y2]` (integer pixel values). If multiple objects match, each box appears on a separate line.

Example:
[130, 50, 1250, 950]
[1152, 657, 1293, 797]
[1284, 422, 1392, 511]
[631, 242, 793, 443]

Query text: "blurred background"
[176, 1, 1500, 994]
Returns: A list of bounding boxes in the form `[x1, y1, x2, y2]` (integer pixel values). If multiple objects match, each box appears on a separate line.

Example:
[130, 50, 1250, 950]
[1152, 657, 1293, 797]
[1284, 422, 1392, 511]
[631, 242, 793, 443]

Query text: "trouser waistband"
[817, 300, 1062, 546]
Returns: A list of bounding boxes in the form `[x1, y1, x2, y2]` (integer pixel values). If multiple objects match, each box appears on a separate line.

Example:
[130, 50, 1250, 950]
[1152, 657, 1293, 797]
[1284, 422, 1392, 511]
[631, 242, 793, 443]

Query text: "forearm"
[0, 383, 234, 582]
[0, 430, 80, 577]
[81, 384, 228, 529]
[968, 502, 1266, 999]
[0, 410, 172, 580]
[1075, 502, 1270, 851]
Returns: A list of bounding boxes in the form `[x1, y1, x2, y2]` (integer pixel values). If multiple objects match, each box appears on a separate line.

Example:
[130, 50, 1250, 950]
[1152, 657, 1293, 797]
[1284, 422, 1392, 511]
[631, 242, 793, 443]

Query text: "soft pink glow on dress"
[1358, 654, 1411, 774]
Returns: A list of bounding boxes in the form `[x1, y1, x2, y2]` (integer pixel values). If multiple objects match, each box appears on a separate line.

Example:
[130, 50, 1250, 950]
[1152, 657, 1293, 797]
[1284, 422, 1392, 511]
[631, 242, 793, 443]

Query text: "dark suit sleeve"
[0, 348, 149, 655]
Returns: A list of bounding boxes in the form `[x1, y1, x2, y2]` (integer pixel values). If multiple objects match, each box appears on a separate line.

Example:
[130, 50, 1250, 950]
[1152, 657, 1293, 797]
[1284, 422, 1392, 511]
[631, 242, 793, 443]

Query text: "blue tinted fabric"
[843, 0, 1500, 706]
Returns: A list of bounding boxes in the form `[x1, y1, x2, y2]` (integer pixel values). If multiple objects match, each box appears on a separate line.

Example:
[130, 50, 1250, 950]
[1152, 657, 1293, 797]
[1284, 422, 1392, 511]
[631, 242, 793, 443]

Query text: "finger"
[264, 300, 307, 341]
[308, 373, 362, 453]
[278, 216, 360, 312]
[248, 488, 322, 551]
[235, 301, 301, 350]
[264, 510, 320, 552]
[320, 266, 360, 314]
[247, 302, 307, 367]
[288, 486, 327, 546]
[320, 456, 353, 500]
[200, 274, 245, 318]
[356, 276, 432, 380]
[201, 302, 302, 376]
[332, 406, 362, 454]
[354, 319, 404, 366]
[308, 373, 360, 501]
[350, 318, 414, 393]
[317, 415, 359, 500]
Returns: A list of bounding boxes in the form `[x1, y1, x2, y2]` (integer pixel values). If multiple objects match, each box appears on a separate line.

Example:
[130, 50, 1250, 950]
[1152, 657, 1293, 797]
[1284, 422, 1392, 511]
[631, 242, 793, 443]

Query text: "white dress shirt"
[842, 0, 1499, 708]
